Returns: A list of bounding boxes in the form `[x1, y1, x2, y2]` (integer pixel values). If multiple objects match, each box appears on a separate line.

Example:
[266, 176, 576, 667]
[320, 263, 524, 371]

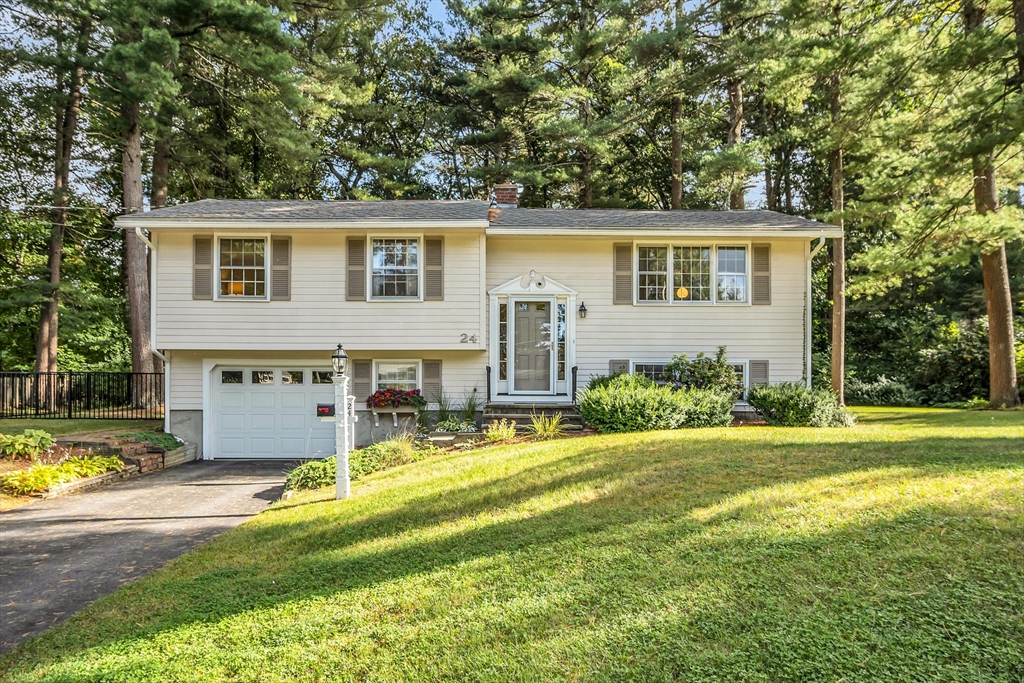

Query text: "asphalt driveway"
[0, 460, 289, 654]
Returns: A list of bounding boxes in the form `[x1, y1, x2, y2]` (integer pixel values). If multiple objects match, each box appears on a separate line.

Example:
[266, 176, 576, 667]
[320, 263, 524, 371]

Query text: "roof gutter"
[115, 219, 491, 230]
[486, 227, 843, 238]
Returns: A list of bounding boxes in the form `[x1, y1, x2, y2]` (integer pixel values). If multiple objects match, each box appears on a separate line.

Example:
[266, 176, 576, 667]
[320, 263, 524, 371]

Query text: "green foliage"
[676, 388, 736, 428]
[6, 410, 1022, 680]
[284, 456, 336, 492]
[0, 455, 123, 495]
[585, 373, 626, 391]
[845, 376, 921, 407]
[747, 383, 854, 427]
[525, 413, 566, 440]
[125, 431, 182, 451]
[662, 346, 744, 400]
[915, 319, 994, 406]
[461, 389, 482, 424]
[434, 418, 477, 433]
[579, 374, 688, 433]
[285, 434, 442, 491]
[0, 429, 54, 460]
[484, 419, 517, 443]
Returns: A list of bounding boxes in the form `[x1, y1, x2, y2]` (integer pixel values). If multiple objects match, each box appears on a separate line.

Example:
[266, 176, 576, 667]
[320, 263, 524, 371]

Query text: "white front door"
[211, 366, 335, 459]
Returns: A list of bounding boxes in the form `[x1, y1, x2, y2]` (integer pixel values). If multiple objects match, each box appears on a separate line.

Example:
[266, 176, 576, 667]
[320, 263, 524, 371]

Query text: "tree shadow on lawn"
[3, 430, 1022, 675]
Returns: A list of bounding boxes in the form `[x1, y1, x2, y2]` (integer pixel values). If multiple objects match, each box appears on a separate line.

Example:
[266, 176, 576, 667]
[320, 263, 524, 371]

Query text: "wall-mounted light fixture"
[578, 301, 588, 319]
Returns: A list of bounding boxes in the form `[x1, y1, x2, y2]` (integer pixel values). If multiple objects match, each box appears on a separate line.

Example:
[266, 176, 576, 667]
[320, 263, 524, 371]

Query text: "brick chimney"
[494, 183, 519, 207]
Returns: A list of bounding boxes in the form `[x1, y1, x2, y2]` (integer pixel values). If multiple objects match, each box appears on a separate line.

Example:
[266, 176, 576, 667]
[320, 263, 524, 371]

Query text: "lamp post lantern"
[332, 343, 351, 500]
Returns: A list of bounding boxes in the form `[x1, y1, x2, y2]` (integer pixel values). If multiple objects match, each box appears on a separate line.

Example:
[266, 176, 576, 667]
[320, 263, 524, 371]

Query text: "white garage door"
[212, 366, 336, 459]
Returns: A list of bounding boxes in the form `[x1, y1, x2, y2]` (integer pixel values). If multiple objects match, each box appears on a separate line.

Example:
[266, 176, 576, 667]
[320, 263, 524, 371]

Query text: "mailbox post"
[332, 343, 351, 500]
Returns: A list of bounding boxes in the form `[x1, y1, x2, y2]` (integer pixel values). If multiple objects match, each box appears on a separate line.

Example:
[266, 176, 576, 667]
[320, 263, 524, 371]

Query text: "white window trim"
[367, 234, 425, 302]
[630, 360, 671, 384]
[372, 359, 422, 392]
[631, 241, 751, 306]
[212, 233, 272, 302]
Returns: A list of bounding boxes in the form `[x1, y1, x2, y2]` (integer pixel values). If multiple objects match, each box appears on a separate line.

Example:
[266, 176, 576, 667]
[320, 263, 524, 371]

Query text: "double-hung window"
[717, 247, 747, 302]
[219, 238, 267, 298]
[371, 238, 420, 299]
[375, 361, 419, 392]
[636, 244, 747, 304]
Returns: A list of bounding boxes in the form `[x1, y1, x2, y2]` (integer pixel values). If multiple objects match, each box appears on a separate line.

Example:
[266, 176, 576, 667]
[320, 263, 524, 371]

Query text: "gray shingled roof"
[488, 207, 831, 231]
[129, 199, 491, 222]
[124, 198, 837, 234]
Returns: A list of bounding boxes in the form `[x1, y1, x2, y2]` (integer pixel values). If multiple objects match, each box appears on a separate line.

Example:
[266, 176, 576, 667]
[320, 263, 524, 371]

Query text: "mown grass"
[0, 419, 162, 438]
[1, 407, 1022, 682]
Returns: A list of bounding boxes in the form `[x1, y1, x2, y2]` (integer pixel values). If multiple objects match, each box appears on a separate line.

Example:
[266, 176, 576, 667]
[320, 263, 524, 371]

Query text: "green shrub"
[525, 413, 566, 440]
[285, 456, 337, 491]
[585, 372, 627, 391]
[461, 389, 482, 423]
[845, 376, 921, 406]
[485, 419, 517, 443]
[284, 434, 443, 491]
[1, 455, 123, 495]
[126, 431, 183, 451]
[0, 429, 54, 461]
[677, 388, 735, 428]
[435, 418, 477, 433]
[662, 346, 744, 400]
[579, 374, 688, 433]
[747, 383, 854, 427]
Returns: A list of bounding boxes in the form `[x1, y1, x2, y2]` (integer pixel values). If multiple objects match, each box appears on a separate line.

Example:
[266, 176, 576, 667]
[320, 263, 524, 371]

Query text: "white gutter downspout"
[806, 237, 827, 387]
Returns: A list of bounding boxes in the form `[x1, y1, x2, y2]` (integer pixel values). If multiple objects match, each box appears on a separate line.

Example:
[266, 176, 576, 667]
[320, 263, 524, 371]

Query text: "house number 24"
[460, 334, 479, 343]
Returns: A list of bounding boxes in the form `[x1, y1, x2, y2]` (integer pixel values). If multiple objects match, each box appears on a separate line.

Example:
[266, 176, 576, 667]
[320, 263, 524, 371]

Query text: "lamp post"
[332, 343, 350, 500]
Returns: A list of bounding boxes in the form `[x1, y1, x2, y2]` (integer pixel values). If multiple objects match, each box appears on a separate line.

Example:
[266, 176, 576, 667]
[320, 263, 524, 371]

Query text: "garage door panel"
[221, 393, 245, 409]
[212, 365, 335, 459]
[220, 437, 246, 456]
[251, 414, 277, 430]
[308, 436, 334, 458]
[281, 393, 306, 409]
[219, 414, 245, 430]
[250, 438, 277, 455]
[251, 393, 276, 408]
[281, 414, 305, 430]
[280, 437, 307, 456]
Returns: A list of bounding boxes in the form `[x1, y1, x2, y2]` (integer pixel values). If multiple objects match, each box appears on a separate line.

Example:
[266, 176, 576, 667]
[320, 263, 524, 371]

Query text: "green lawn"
[0, 418, 162, 438]
[2, 408, 1022, 682]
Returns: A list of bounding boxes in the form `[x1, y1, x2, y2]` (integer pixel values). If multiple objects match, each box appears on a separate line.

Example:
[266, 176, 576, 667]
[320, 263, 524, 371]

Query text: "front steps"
[482, 403, 586, 432]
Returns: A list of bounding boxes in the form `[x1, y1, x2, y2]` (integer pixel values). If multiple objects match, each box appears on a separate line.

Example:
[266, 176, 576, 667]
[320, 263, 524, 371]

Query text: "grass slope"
[2, 408, 1022, 682]
[0, 419, 162, 438]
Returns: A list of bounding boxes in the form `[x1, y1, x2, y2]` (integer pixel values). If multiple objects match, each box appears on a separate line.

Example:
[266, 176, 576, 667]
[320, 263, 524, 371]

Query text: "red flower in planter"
[366, 388, 427, 409]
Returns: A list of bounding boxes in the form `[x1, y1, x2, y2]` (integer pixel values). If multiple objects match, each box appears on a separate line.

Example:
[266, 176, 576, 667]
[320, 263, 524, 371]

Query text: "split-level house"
[118, 185, 841, 458]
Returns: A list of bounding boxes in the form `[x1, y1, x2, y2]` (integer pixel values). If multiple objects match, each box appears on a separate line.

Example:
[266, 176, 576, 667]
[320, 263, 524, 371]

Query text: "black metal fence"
[0, 372, 164, 420]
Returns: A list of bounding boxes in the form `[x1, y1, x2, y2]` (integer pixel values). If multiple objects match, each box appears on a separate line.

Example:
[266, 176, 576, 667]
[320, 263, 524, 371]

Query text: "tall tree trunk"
[1013, 0, 1023, 82]
[123, 101, 155, 382]
[727, 78, 744, 209]
[34, 23, 86, 377]
[973, 157, 1020, 406]
[964, 1, 1020, 407]
[152, 139, 169, 209]
[671, 95, 683, 210]
[829, 74, 845, 405]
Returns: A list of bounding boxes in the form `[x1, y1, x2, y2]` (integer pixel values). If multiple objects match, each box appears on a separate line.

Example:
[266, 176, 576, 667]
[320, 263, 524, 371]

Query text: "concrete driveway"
[0, 460, 290, 654]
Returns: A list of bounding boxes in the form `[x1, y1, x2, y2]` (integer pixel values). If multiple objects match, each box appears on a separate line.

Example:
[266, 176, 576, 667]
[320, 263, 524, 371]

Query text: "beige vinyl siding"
[154, 229, 485, 351]
[487, 236, 807, 384]
[168, 351, 204, 409]
[164, 348, 488, 412]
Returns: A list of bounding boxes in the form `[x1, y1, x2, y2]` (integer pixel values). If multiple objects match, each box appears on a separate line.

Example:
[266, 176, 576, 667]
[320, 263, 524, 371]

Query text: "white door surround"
[488, 272, 577, 403]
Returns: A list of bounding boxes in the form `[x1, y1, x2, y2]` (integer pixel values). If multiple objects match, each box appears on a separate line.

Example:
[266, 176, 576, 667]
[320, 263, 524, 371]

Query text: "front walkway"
[0, 460, 288, 653]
